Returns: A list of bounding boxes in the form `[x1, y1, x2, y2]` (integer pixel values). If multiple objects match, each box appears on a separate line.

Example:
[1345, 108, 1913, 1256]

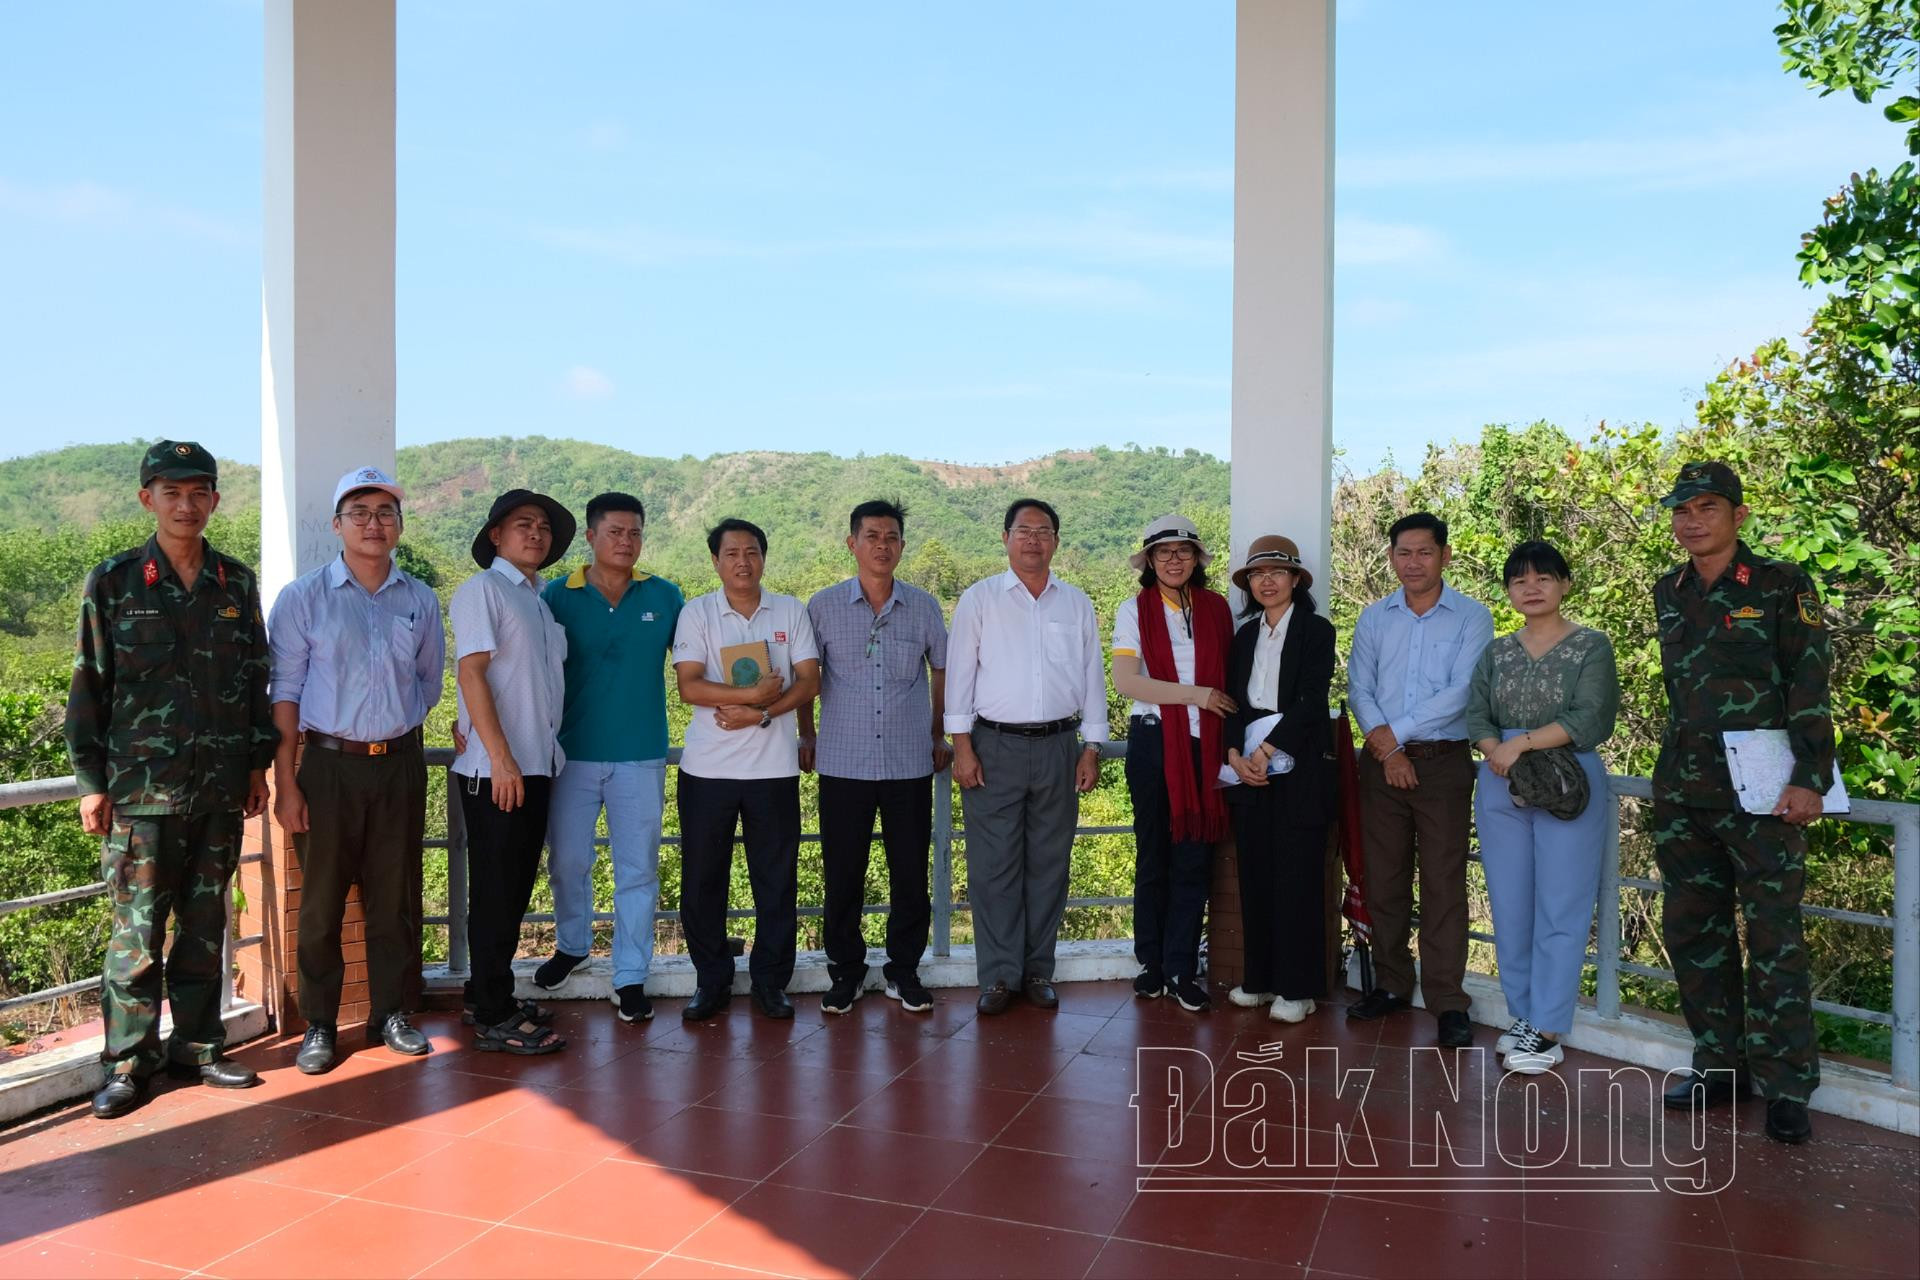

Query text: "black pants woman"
[1223, 535, 1338, 1022]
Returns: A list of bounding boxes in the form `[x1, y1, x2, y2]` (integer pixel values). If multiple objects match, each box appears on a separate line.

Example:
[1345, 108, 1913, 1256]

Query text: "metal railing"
[5, 751, 1916, 1094]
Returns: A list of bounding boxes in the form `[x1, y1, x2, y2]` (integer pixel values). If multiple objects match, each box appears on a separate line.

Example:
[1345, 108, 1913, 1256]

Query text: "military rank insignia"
[143, 558, 159, 586]
[1731, 606, 1764, 620]
[1734, 563, 1751, 586]
[218, 605, 241, 619]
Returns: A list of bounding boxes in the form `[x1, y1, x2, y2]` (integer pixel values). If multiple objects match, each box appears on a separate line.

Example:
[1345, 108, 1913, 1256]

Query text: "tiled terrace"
[2, 981, 1916, 1280]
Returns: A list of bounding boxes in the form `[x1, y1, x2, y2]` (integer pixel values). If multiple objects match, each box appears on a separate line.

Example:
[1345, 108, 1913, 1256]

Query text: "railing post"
[1892, 807, 1919, 1094]
[1596, 782, 1624, 1020]
[446, 766, 470, 976]
[932, 767, 953, 957]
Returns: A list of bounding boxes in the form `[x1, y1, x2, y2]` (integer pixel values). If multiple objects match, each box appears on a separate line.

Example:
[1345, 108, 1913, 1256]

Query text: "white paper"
[1722, 729, 1850, 815]
[1215, 713, 1296, 787]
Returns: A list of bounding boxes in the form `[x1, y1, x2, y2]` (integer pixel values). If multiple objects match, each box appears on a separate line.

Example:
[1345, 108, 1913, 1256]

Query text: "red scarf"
[1136, 584, 1231, 843]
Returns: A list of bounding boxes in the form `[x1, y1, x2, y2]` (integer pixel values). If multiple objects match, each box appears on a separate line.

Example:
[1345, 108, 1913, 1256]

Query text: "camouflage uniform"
[65, 474, 276, 1076]
[1653, 529, 1832, 1105]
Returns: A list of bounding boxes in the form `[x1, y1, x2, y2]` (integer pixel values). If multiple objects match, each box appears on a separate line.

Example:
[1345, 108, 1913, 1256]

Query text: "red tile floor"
[1, 982, 1915, 1279]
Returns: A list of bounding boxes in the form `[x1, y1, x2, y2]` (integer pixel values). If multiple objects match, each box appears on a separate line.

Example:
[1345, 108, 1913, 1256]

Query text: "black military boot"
[91, 1071, 149, 1119]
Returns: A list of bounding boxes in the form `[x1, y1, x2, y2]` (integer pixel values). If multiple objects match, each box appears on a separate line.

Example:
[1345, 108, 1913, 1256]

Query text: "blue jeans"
[546, 759, 665, 991]
[1475, 732, 1608, 1036]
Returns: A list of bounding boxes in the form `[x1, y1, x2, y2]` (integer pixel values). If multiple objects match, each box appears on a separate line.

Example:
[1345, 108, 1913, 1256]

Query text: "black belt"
[303, 728, 420, 757]
[973, 716, 1080, 738]
[1402, 739, 1468, 760]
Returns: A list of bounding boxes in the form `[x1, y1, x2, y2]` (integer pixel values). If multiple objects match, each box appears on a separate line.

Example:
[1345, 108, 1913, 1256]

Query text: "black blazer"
[1224, 608, 1338, 827]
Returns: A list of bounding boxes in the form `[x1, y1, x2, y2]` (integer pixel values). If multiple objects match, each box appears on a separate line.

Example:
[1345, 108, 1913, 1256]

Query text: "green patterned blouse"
[1464, 625, 1620, 751]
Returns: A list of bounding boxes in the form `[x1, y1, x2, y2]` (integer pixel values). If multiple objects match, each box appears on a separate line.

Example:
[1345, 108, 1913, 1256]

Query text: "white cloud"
[1334, 217, 1448, 267]
[562, 365, 615, 400]
[907, 267, 1153, 309]
[0, 176, 250, 247]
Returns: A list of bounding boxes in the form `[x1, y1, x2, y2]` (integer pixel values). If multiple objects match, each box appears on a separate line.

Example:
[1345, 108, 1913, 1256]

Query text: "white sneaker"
[1504, 1028, 1563, 1074]
[1496, 1018, 1534, 1054]
[1228, 987, 1276, 1008]
[1269, 997, 1315, 1023]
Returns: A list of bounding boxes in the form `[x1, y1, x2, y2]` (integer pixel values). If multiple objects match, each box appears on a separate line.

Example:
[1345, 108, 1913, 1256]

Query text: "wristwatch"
[758, 708, 773, 728]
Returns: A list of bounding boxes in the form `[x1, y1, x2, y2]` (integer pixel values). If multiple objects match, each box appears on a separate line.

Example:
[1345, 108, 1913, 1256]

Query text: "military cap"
[1659, 460, 1742, 509]
[1507, 746, 1591, 820]
[140, 440, 219, 488]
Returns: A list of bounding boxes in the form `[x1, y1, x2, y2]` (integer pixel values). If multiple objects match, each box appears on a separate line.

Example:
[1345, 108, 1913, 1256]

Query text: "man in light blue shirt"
[1344, 512, 1493, 1047]
[269, 466, 444, 1073]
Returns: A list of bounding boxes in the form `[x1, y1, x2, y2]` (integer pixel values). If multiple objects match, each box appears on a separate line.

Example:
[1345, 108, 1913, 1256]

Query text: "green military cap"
[140, 440, 219, 488]
[1658, 459, 1742, 509]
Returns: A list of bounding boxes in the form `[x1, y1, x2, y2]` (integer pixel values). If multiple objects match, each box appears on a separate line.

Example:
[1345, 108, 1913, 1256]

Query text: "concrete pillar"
[1212, 0, 1336, 995]
[1228, 0, 1335, 582]
[256, 0, 397, 1032]
[261, 0, 397, 615]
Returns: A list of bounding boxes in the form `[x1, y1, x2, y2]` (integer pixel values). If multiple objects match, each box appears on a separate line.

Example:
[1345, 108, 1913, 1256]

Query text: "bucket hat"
[471, 489, 576, 570]
[1231, 534, 1315, 593]
[1128, 513, 1212, 571]
[1508, 746, 1591, 820]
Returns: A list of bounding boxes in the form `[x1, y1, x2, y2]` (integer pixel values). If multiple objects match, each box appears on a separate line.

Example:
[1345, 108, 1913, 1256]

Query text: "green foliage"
[1776, 0, 1920, 151]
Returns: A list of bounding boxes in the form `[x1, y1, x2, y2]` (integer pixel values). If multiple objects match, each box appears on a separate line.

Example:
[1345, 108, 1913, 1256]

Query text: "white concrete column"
[1230, 0, 1335, 586]
[260, 0, 397, 612]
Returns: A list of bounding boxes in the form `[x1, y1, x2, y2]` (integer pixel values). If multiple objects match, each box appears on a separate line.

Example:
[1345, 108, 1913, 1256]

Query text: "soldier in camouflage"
[64, 441, 277, 1118]
[1652, 460, 1832, 1146]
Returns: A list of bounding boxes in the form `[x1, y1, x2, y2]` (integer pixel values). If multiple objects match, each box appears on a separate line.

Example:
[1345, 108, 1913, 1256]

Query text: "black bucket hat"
[471, 489, 576, 570]
[1507, 746, 1591, 820]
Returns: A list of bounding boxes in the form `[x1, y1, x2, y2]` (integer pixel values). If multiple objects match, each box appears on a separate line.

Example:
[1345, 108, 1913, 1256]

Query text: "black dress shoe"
[296, 1024, 337, 1075]
[1662, 1069, 1741, 1110]
[1347, 989, 1411, 1021]
[1024, 978, 1059, 1010]
[168, 1056, 259, 1089]
[977, 982, 1012, 1015]
[1436, 1010, 1474, 1048]
[1765, 1098, 1812, 1145]
[373, 1012, 431, 1056]
[91, 1072, 148, 1119]
[750, 984, 794, 1020]
[683, 985, 734, 1022]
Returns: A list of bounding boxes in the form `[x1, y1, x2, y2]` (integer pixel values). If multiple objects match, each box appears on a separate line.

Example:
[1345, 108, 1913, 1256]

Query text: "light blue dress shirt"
[1346, 583, 1494, 746]
[268, 555, 445, 741]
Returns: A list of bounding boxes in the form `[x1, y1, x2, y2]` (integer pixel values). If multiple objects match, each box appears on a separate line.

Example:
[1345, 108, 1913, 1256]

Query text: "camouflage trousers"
[98, 810, 242, 1075]
[1652, 800, 1819, 1103]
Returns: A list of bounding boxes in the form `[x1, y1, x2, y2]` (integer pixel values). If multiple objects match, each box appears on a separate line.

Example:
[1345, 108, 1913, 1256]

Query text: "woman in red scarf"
[1110, 515, 1235, 1013]
[1223, 535, 1338, 1023]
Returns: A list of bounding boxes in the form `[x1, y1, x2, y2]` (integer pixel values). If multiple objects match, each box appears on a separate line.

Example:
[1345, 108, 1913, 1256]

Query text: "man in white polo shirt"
[672, 518, 820, 1021]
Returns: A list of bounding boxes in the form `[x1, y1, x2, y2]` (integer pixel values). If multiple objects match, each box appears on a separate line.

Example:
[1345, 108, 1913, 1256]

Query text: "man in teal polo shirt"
[538, 492, 683, 1022]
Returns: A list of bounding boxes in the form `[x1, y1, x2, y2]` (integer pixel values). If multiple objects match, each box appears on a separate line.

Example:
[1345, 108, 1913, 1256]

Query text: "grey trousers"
[962, 727, 1080, 989]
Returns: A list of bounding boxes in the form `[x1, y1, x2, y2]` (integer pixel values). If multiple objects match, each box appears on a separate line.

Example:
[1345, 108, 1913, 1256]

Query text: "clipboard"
[1723, 729, 1850, 815]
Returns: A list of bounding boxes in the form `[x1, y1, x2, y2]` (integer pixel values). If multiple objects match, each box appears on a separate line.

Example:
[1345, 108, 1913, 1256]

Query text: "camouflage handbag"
[1508, 746, 1590, 820]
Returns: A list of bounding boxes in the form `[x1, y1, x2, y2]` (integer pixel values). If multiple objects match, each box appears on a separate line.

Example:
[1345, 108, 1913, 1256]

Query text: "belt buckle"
[368, 740, 387, 756]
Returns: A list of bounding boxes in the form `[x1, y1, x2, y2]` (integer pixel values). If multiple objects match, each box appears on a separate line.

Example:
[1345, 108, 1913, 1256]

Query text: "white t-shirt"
[1111, 593, 1200, 736]
[672, 588, 819, 780]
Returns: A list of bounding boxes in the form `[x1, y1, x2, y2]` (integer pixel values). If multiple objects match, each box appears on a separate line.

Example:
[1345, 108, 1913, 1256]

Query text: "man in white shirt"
[672, 518, 821, 1021]
[449, 489, 573, 1055]
[946, 499, 1108, 1014]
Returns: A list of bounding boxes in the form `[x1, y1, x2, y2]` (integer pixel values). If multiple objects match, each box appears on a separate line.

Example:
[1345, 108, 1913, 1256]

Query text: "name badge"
[641, 612, 656, 621]
[120, 607, 163, 620]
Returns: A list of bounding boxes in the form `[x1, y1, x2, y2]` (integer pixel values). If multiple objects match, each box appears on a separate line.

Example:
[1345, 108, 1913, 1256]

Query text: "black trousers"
[1229, 784, 1327, 1001]
[295, 737, 426, 1029]
[1125, 722, 1213, 983]
[456, 772, 552, 1027]
[678, 772, 800, 991]
[819, 773, 933, 984]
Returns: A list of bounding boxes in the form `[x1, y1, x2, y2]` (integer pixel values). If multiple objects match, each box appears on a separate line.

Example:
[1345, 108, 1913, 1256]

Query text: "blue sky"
[0, 2, 1906, 472]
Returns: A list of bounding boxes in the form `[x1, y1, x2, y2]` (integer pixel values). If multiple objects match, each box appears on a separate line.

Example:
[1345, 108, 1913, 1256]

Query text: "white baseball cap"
[331, 465, 406, 512]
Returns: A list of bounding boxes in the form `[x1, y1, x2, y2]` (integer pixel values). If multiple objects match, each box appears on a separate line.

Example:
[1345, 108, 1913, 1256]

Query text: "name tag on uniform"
[641, 612, 657, 621]
[120, 607, 163, 619]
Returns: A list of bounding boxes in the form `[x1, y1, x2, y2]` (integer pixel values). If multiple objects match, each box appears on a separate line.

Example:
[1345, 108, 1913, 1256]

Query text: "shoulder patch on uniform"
[1730, 605, 1764, 620]
[1797, 593, 1824, 627]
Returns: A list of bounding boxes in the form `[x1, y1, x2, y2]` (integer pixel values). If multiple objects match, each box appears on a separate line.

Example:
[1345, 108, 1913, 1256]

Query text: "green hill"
[1, 437, 1229, 586]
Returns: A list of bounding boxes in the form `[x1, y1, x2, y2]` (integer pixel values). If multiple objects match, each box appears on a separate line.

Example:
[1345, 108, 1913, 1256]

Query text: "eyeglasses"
[338, 508, 400, 526]
[865, 614, 892, 659]
[1151, 545, 1197, 563]
[1246, 568, 1294, 584]
[1008, 525, 1057, 543]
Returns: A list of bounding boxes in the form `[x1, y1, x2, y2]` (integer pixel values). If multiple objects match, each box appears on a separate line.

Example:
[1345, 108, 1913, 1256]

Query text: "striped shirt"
[268, 554, 445, 742]
[807, 577, 949, 780]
